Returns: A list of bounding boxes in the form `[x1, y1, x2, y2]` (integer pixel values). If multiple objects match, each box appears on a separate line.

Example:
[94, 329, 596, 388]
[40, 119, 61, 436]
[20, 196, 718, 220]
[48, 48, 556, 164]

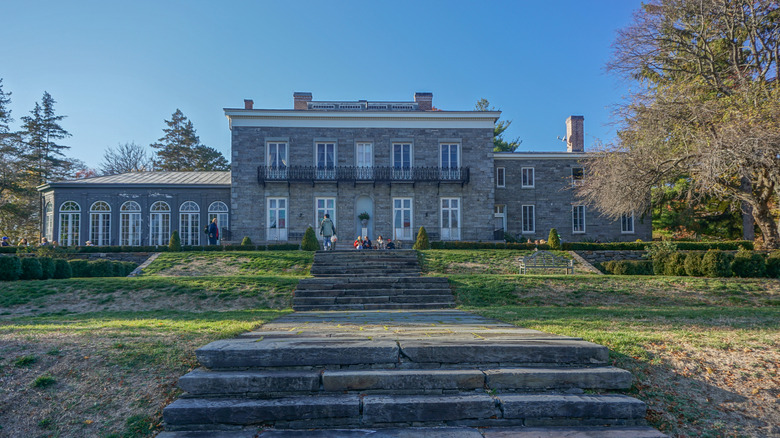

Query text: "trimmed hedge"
[68, 259, 138, 278]
[600, 260, 653, 275]
[267, 243, 299, 251]
[0, 256, 22, 281]
[20, 258, 43, 280]
[561, 241, 753, 251]
[0, 246, 18, 254]
[767, 251, 780, 278]
[663, 253, 687, 276]
[73, 245, 168, 253]
[53, 259, 72, 279]
[701, 250, 734, 278]
[731, 249, 766, 278]
[38, 257, 56, 280]
[430, 241, 549, 250]
[683, 252, 704, 277]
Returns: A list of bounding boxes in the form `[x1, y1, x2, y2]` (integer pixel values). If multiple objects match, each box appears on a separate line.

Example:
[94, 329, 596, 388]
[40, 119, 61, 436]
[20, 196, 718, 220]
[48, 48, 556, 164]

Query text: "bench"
[519, 250, 574, 275]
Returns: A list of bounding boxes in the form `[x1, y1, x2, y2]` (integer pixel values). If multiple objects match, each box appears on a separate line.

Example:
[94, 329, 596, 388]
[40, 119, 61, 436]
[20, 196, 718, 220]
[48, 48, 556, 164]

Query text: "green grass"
[420, 249, 551, 274]
[141, 251, 313, 276]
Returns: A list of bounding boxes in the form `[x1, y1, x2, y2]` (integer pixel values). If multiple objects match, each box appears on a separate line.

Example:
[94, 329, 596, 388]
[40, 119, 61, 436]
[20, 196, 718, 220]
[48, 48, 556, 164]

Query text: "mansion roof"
[39, 171, 231, 191]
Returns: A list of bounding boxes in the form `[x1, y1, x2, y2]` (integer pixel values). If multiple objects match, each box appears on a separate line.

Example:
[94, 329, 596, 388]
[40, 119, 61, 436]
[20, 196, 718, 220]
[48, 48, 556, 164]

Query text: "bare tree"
[99, 142, 153, 175]
[578, 0, 780, 248]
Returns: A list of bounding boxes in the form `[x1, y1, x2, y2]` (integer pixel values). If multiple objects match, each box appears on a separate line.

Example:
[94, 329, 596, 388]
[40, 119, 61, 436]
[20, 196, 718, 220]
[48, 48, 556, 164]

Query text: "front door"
[393, 198, 413, 241]
[268, 198, 288, 241]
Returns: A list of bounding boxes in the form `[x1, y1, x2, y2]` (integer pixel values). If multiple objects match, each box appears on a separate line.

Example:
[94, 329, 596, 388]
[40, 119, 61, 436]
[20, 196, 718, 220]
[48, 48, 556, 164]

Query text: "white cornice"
[494, 152, 589, 160]
[224, 109, 500, 130]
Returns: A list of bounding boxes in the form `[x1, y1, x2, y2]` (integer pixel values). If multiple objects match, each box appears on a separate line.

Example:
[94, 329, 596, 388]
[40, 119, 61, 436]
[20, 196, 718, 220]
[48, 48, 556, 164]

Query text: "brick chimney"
[294, 92, 312, 110]
[414, 92, 433, 111]
[566, 116, 584, 152]
[244, 99, 253, 110]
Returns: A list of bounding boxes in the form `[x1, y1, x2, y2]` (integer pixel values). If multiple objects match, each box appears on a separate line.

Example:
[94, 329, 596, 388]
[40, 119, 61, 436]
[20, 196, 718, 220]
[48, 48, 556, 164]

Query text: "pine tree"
[20, 92, 71, 185]
[301, 226, 319, 251]
[413, 226, 430, 250]
[475, 99, 521, 152]
[151, 109, 229, 171]
[547, 228, 561, 250]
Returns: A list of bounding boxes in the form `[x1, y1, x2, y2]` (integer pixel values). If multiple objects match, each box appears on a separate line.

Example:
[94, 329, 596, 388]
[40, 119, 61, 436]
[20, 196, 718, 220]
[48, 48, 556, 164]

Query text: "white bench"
[519, 250, 574, 275]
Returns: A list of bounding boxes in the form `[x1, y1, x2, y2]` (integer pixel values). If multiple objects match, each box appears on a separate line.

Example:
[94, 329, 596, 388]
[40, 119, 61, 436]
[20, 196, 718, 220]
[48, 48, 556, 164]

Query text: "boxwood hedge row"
[0, 256, 137, 281]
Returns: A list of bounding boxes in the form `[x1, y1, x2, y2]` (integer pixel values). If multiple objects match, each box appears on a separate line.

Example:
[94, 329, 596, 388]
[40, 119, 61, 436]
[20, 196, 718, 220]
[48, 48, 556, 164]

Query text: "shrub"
[89, 260, 115, 277]
[731, 249, 766, 278]
[223, 244, 259, 251]
[683, 252, 704, 277]
[766, 250, 780, 278]
[413, 227, 430, 250]
[168, 231, 182, 252]
[38, 257, 56, 280]
[601, 260, 653, 275]
[701, 249, 733, 278]
[547, 228, 561, 250]
[241, 236, 253, 246]
[69, 260, 90, 277]
[645, 240, 677, 275]
[301, 226, 319, 251]
[117, 261, 138, 276]
[663, 252, 687, 276]
[267, 243, 299, 251]
[0, 256, 22, 281]
[20, 258, 43, 280]
[53, 259, 72, 279]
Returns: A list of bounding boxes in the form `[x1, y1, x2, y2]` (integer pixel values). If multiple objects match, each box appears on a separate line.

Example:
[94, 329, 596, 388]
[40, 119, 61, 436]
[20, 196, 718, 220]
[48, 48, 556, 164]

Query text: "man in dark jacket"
[319, 214, 336, 250]
[208, 218, 219, 245]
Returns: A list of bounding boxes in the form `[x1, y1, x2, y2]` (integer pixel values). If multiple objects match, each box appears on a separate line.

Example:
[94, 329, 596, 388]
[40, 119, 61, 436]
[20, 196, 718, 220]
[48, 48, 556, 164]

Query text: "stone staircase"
[161, 311, 666, 437]
[293, 250, 455, 311]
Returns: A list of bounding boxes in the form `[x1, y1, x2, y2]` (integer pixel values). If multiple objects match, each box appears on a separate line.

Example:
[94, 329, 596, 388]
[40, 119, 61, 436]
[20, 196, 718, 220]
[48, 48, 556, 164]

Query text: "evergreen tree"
[151, 109, 229, 171]
[547, 228, 561, 250]
[413, 226, 430, 250]
[475, 99, 521, 152]
[20, 92, 71, 185]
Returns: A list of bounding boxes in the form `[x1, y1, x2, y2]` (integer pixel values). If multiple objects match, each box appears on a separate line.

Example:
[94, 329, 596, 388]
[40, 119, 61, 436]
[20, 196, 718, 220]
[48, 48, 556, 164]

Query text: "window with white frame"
[149, 201, 171, 246]
[120, 201, 142, 246]
[572, 167, 584, 186]
[440, 143, 460, 180]
[315, 142, 336, 179]
[267, 142, 288, 179]
[208, 201, 229, 242]
[572, 205, 586, 233]
[179, 201, 200, 245]
[521, 167, 535, 188]
[44, 202, 54, 240]
[315, 198, 336, 231]
[392, 143, 412, 179]
[267, 198, 288, 241]
[494, 204, 507, 232]
[59, 201, 80, 246]
[440, 197, 461, 240]
[496, 167, 505, 188]
[522, 205, 535, 234]
[393, 197, 413, 240]
[621, 212, 635, 234]
[90, 201, 111, 246]
[356, 142, 373, 179]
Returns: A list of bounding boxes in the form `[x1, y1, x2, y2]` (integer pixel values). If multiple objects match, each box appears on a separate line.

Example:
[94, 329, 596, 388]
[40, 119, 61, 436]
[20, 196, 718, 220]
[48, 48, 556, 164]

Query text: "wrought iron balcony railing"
[257, 166, 470, 186]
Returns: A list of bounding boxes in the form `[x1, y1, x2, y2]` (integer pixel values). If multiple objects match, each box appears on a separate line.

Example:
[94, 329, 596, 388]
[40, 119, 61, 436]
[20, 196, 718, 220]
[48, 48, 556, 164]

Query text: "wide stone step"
[196, 338, 607, 369]
[294, 289, 454, 298]
[296, 277, 448, 288]
[158, 426, 668, 437]
[163, 393, 646, 429]
[293, 302, 456, 311]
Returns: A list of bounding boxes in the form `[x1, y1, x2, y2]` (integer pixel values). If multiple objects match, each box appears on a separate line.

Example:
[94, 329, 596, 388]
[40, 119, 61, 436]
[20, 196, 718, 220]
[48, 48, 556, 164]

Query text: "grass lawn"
[0, 251, 307, 437]
[421, 250, 780, 437]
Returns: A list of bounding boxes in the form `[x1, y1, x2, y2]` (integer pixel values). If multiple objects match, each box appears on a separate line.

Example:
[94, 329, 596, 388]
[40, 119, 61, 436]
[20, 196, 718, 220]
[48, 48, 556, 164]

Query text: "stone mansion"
[38, 92, 651, 246]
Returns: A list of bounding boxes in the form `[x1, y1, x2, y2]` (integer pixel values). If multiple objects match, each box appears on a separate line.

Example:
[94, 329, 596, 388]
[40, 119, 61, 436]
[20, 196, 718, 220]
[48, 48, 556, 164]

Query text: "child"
[353, 236, 363, 250]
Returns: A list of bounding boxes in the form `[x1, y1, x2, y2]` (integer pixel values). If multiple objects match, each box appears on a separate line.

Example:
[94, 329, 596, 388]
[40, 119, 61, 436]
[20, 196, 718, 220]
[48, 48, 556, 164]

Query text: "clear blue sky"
[1, 1, 642, 169]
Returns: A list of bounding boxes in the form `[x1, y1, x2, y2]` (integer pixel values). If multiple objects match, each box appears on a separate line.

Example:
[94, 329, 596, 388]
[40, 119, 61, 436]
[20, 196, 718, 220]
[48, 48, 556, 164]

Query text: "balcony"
[257, 166, 470, 186]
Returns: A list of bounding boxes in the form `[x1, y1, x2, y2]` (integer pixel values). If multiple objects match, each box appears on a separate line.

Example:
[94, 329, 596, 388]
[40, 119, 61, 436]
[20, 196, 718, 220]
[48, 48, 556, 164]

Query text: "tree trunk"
[751, 201, 780, 249]
[741, 178, 755, 241]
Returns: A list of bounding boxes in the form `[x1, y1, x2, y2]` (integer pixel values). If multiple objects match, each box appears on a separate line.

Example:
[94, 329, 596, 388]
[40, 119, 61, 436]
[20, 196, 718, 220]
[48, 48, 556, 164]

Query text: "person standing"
[319, 213, 336, 250]
[208, 217, 219, 245]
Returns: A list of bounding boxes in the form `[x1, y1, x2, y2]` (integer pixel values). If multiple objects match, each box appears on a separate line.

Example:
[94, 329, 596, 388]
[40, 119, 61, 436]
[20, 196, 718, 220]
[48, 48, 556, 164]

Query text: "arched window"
[208, 201, 229, 244]
[89, 201, 111, 246]
[120, 201, 142, 246]
[149, 201, 170, 246]
[179, 201, 200, 245]
[59, 201, 80, 246]
[44, 202, 54, 241]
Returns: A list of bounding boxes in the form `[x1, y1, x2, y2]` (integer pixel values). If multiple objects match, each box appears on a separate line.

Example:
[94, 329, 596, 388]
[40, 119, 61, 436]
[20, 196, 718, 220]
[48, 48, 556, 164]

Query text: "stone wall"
[575, 250, 647, 266]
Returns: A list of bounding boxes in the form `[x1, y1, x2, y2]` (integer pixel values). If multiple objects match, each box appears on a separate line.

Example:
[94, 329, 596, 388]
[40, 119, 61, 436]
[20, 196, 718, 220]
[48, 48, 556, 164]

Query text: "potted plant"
[358, 211, 370, 226]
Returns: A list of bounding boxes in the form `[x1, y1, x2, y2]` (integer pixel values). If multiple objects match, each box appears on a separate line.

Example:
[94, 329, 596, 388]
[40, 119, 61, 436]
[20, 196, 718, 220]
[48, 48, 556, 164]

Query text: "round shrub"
[652, 253, 669, 275]
[53, 259, 72, 279]
[413, 227, 430, 250]
[68, 260, 90, 277]
[766, 250, 780, 278]
[701, 249, 732, 278]
[301, 226, 319, 251]
[20, 258, 43, 280]
[0, 256, 22, 281]
[38, 257, 55, 280]
[547, 228, 561, 250]
[683, 252, 704, 277]
[89, 260, 115, 277]
[169, 231, 182, 252]
[241, 236, 253, 246]
[731, 249, 766, 278]
[663, 252, 687, 276]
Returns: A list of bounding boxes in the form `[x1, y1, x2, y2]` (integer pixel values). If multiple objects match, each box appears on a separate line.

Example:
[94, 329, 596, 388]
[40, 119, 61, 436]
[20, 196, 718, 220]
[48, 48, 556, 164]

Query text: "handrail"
[257, 165, 470, 185]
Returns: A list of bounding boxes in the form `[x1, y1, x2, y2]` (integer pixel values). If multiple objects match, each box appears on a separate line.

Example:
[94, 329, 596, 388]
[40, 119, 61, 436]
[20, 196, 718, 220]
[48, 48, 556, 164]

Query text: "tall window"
[59, 201, 80, 246]
[120, 201, 142, 246]
[315, 142, 336, 179]
[494, 204, 506, 232]
[440, 143, 459, 180]
[522, 205, 535, 234]
[621, 212, 635, 234]
[521, 167, 535, 188]
[150, 201, 170, 246]
[315, 198, 336, 230]
[208, 201, 229, 242]
[572, 205, 586, 233]
[572, 167, 584, 186]
[44, 202, 54, 240]
[393, 198, 413, 240]
[179, 201, 200, 245]
[267, 142, 288, 179]
[440, 198, 461, 240]
[356, 142, 373, 179]
[496, 167, 505, 188]
[90, 201, 111, 246]
[393, 143, 412, 179]
[267, 198, 287, 241]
